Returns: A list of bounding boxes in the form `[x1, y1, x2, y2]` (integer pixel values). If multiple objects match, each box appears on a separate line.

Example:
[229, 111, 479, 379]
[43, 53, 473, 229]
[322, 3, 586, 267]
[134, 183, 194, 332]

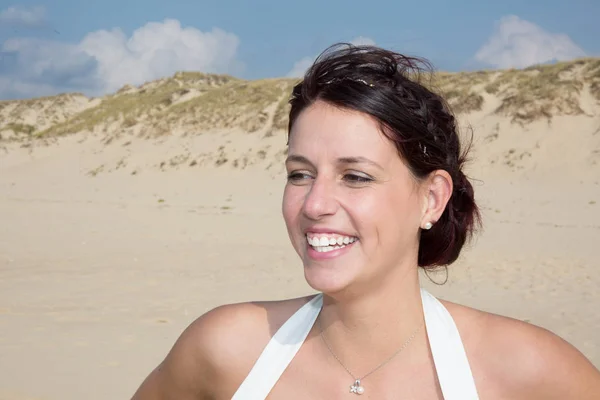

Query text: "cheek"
[350, 189, 416, 242]
[282, 184, 304, 226]
[343, 191, 381, 236]
[383, 193, 421, 243]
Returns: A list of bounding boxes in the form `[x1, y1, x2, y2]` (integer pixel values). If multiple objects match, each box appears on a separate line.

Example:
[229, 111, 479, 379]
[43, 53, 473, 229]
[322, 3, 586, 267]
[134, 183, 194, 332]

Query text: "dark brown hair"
[287, 43, 481, 269]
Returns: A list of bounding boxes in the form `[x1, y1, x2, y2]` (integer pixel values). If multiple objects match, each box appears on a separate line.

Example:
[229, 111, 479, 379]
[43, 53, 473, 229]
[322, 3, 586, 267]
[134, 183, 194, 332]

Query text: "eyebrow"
[285, 154, 383, 170]
[337, 156, 384, 170]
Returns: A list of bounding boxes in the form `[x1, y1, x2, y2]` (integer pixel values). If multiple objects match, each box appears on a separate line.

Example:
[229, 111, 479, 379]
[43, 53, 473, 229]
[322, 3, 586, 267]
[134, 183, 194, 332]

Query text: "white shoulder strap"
[231, 294, 323, 400]
[420, 289, 479, 400]
[232, 290, 478, 400]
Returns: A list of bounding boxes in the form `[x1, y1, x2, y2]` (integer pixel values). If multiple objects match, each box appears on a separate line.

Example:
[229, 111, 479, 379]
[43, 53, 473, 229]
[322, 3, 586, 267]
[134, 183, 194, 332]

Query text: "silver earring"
[423, 222, 433, 230]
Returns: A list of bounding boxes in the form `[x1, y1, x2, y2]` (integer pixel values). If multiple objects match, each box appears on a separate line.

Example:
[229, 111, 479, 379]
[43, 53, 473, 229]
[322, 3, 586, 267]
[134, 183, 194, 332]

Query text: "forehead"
[288, 101, 396, 161]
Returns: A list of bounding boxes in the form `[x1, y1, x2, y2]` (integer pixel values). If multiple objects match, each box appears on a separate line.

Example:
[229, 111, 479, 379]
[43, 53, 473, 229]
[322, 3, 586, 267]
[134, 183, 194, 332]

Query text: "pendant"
[349, 379, 365, 395]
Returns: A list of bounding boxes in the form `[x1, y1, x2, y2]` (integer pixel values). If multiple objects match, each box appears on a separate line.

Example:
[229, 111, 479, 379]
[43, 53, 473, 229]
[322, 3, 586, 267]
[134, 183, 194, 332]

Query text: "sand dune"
[1, 59, 599, 399]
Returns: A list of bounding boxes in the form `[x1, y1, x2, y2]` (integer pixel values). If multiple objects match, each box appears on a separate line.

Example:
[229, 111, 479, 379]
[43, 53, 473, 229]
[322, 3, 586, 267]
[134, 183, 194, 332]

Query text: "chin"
[301, 259, 357, 295]
[292, 236, 364, 294]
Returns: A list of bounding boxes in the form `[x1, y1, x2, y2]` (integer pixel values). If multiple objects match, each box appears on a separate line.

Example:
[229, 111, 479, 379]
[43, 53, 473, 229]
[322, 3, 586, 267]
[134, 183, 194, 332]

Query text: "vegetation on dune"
[0, 101, 12, 113]
[171, 71, 236, 86]
[427, 70, 492, 114]
[445, 91, 485, 114]
[432, 70, 493, 89]
[429, 58, 599, 121]
[40, 90, 178, 136]
[1, 123, 36, 135]
[270, 80, 297, 133]
[0, 93, 94, 141]
[0, 93, 89, 133]
[486, 60, 591, 123]
[2, 57, 600, 143]
[584, 59, 600, 101]
[37, 72, 237, 137]
[3, 93, 86, 114]
[162, 78, 291, 134]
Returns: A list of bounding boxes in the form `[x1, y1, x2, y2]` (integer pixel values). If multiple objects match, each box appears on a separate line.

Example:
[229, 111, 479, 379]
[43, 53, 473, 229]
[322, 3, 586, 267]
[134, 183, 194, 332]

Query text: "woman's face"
[282, 100, 431, 294]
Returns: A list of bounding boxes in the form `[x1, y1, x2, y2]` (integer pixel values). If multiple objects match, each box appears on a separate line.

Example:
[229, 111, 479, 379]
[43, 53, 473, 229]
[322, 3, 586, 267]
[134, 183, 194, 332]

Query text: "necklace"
[317, 316, 423, 395]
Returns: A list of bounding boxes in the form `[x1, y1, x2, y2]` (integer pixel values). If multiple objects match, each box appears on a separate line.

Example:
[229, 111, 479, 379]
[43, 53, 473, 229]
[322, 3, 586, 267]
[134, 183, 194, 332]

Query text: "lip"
[306, 240, 357, 260]
[303, 226, 357, 237]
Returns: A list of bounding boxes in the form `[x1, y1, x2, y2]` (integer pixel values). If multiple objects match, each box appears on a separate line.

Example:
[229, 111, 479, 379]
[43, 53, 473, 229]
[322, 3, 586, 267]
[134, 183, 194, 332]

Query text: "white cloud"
[349, 36, 376, 47]
[0, 6, 46, 27]
[0, 18, 242, 99]
[286, 56, 314, 79]
[286, 36, 376, 78]
[474, 15, 586, 69]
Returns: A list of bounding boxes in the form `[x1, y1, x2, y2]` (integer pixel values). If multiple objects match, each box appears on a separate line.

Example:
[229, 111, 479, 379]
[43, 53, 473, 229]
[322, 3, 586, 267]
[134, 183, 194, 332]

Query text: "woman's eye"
[344, 173, 373, 183]
[287, 172, 313, 182]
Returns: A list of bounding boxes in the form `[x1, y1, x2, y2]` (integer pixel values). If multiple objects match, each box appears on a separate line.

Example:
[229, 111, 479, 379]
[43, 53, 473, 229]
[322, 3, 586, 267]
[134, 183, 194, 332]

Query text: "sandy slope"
[0, 117, 599, 399]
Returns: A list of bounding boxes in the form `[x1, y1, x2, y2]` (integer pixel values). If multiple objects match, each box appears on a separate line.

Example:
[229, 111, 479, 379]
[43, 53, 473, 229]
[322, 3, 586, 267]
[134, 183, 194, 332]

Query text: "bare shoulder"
[131, 294, 315, 400]
[192, 295, 316, 383]
[442, 300, 600, 399]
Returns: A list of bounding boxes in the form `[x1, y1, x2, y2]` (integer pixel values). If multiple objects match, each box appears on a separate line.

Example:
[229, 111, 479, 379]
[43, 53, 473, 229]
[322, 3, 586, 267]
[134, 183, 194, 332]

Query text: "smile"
[306, 233, 358, 253]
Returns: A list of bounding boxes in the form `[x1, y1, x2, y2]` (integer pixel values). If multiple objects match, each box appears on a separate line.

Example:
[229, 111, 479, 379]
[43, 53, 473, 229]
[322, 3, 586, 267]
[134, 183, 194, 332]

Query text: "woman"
[132, 44, 600, 399]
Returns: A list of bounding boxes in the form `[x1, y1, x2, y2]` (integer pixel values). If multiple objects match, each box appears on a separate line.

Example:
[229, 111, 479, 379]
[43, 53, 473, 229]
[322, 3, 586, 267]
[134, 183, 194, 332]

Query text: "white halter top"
[232, 288, 479, 399]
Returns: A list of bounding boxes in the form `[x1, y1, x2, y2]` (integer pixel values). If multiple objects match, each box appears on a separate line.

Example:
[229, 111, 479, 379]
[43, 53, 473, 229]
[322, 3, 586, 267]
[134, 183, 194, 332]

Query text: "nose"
[302, 175, 339, 220]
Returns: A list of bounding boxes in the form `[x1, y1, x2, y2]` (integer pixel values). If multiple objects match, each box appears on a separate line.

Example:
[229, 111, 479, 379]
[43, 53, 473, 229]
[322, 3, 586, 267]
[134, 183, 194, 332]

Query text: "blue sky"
[0, 0, 598, 100]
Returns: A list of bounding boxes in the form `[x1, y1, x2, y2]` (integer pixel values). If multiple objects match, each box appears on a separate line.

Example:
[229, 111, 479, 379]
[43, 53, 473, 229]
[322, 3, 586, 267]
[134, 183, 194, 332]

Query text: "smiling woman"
[131, 43, 600, 400]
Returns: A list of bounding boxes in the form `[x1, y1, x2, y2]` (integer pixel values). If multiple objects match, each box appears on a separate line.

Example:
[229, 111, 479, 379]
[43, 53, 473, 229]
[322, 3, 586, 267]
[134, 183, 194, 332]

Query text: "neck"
[317, 263, 426, 369]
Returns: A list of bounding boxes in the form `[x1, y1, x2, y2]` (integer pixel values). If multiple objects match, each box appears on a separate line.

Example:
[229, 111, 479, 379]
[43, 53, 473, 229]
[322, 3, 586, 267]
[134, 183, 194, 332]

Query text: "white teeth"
[317, 245, 342, 253]
[305, 232, 358, 253]
[307, 234, 357, 244]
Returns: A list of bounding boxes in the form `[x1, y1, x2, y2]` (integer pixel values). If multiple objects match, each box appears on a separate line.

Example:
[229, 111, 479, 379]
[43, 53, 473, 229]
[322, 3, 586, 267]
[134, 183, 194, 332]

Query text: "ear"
[420, 170, 453, 229]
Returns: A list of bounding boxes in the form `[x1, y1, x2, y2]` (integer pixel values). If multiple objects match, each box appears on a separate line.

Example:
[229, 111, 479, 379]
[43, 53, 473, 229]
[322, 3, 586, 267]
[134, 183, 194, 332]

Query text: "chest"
[265, 343, 445, 400]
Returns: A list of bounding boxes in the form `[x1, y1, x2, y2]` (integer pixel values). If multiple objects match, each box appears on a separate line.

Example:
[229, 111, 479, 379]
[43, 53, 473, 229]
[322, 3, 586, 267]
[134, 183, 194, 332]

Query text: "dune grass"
[269, 80, 297, 133]
[422, 70, 492, 114]
[1, 123, 36, 136]
[8, 58, 599, 140]
[163, 78, 291, 133]
[487, 60, 590, 122]
[584, 59, 600, 101]
[38, 73, 237, 137]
